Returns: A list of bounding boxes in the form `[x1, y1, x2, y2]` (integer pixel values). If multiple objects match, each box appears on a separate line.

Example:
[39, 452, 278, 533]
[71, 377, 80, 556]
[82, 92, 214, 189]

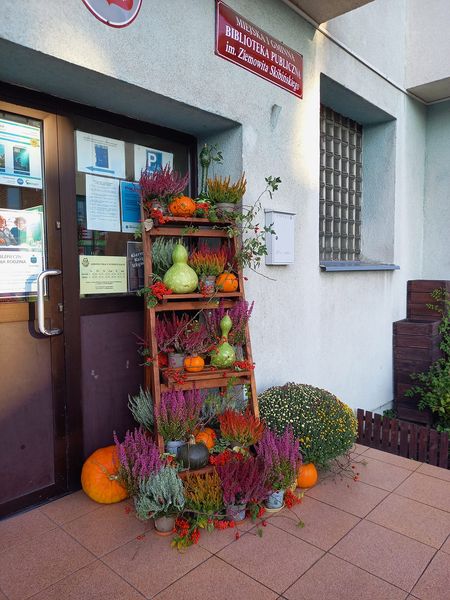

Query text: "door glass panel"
[0, 112, 46, 300]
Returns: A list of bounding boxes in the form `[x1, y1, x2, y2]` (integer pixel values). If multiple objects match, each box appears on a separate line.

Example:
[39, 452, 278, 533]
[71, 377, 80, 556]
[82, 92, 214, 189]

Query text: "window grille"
[319, 105, 362, 261]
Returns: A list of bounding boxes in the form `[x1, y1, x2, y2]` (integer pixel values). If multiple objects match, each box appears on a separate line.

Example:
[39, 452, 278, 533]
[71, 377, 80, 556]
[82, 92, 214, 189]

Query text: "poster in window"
[127, 241, 144, 292]
[85, 175, 121, 232]
[120, 181, 141, 233]
[76, 131, 126, 179]
[79, 255, 127, 295]
[0, 119, 43, 189]
[134, 145, 173, 180]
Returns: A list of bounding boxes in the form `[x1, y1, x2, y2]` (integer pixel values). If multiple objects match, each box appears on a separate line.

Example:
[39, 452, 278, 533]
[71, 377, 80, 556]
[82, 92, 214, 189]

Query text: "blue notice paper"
[120, 181, 141, 233]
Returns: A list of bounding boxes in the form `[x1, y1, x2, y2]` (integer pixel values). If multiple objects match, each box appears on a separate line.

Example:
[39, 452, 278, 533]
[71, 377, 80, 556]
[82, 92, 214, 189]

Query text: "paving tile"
[441, 534, 450, 554]
[411, 551, 450, 600]
[0, 527, 94, 600]
[330, 520, 435, 592]
[352, 443, 369, 454]
[269, 496, 360, 550]
[41, 490, 102, 525]
[348, 456, 412, 491]
[394, 472, 450, 512]
[0, 590, 7, 600]
[416, 462, 450, 482]
[63, 501, 150, 556]
[103, 530, 211, 598]
[306, 474, 389, 517]
[361, 448, 422, 472]
[0, 508, 56, 553]
[155, 556, 278, 600]
[366, 493, 450, 548]
[217, 523, 323, 594]
[284, 553, 407, 600]
[30, 560, 145, 599]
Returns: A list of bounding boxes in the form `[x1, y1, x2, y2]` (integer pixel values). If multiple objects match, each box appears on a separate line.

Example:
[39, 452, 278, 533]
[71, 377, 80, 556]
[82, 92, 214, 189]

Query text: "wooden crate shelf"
[160, 377, 251, 393]
[161, 366, 251, 385]
[149, 227, 229, 238]
[155, 299, 236, 313]
[160, 292, 241, 301]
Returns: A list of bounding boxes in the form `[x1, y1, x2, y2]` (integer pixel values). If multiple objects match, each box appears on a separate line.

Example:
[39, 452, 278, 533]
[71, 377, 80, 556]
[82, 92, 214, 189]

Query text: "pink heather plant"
[156, 314, 211, 356]
[139, 165, 189, 204]
[256, 426, 301, 491]
[216, 456, 270, 507]
[114, 427, 162, 496]
[156, 389, 204, 441]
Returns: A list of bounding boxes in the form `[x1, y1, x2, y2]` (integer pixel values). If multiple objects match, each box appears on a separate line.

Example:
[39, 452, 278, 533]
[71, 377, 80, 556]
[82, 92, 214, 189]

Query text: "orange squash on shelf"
[297, 463, 318, 489]
[184, 355, 205, 373]
[81, 445, 128, 504]
[168, 195, 197, 217]
[216, 272, 238, 292]
[195, 431, 215, 450]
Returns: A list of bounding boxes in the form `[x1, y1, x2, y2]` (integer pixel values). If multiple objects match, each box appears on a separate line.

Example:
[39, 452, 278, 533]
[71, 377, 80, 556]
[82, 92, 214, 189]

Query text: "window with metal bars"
[319, 105, 363, 261]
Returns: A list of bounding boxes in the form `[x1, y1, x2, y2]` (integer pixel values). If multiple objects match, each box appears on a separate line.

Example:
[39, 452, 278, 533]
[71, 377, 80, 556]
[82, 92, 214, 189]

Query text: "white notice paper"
[86, 175, 120, 232]
[76, 131, 126, 179]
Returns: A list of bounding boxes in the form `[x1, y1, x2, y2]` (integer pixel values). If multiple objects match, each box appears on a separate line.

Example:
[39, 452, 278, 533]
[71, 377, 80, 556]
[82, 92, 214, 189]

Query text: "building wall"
[0, 0, 430, 412]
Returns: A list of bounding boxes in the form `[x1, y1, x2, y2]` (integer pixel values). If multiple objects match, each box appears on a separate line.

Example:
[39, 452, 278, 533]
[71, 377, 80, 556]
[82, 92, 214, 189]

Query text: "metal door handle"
[37, 269, 62, 336]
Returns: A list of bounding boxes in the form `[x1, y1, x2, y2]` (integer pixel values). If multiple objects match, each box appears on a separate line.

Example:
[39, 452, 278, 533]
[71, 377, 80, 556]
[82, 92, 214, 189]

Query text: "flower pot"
[297, 463, 318, 489]
[216, 202, 239, 213]
[168, 352, 186, 369]
[265, 490, 285, 510]
[226, 503, 247, 522]
[154, 515, 175, 536]
[151, 199, 167, 214]
[165, 440, 185, 456]
[233, 345, 244, 361]
[200, 275, 216, 295]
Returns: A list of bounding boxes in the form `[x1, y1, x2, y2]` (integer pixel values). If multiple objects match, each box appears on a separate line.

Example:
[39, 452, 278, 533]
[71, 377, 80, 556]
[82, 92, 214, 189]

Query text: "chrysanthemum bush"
[258, 382, 357, 468]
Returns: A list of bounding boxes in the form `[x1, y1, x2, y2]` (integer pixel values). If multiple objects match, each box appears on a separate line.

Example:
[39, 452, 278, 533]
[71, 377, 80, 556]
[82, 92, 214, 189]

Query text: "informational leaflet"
[79, 255, 127, 295]
[0, 118, 43, 189]
[120, 181, 141, 233]
[134, 145, 173, 179]
[86, 175, 121, 232]
[76, 131, 125, 179]
[127, 241, 144, 292]
[0, 208, 44, 297]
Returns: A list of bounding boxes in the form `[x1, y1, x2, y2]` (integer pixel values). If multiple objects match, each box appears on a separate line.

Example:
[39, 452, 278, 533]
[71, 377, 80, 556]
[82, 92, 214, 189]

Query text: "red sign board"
[81, 0, 142, 28]
[215, 1, 303, 99]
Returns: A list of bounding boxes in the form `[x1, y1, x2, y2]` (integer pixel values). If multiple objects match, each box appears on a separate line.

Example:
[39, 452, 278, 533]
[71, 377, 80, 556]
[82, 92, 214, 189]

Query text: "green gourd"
[211, 315, 236, 368]
[163, 244, 198, 293]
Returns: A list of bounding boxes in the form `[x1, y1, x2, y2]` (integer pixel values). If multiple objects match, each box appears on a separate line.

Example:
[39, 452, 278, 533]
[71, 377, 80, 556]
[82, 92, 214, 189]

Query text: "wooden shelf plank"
[158, 216, 231, 226]
[160, 292, 241, 302]
[161, 367, 250, 385]
[160, 377, 251, 393]
[178, 465, 215, 480]
[149, 227, 229, 238]
[155, 299, 236, 312]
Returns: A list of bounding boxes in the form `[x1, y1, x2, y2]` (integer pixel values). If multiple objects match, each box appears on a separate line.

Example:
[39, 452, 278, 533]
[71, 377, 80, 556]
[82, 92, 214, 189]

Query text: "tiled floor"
[1, 445, 450, 599]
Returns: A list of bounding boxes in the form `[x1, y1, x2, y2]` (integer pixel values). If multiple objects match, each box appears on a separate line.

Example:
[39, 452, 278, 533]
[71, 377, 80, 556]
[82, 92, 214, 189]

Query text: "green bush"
[259, 382, 357, 468]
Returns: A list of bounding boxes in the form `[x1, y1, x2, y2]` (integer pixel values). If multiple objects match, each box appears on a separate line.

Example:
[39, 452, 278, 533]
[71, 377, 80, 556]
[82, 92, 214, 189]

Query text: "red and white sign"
[215, 1, 303, 99]
[81, 0, 142, 28]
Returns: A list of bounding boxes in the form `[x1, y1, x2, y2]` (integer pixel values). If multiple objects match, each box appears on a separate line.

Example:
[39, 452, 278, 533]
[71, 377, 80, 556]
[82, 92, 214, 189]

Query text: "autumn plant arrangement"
[155, 389, 204, 454]
[155, 313, 211, 369]
[218, 408, 264, 449]
[206, 173, 247, 211]
[189, 244, 228, 295]
[139, 165, 189, 217]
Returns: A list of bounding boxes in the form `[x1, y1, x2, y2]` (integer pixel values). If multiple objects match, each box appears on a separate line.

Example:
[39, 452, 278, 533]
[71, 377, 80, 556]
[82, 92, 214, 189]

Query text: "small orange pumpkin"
[81, 445, 128, 504]
[195, 431, 215, 450]
[168, 195, 197, 217]
[216, 272, 238, 292]
[297, 463, 318, 489]
[184, 355, 205, 373]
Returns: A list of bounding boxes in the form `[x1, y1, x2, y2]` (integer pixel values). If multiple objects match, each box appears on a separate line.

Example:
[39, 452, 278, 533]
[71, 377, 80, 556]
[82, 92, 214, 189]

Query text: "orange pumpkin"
[81, 445, 128, 504]
[184, 355, 205, 373]
[216, 272, 238, 292]
[195, 431, 215, 450]
[297, 463, 318, 489]
[168, 195, 197, 217]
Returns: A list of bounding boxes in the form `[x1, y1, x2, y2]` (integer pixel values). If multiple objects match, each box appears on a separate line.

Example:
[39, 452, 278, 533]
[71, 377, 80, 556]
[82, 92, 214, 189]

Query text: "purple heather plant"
[114, 427, 162, 497]
[205, 299, 254, 346]
[216, 456, 270, 507]
[139, 164, 189, 205]
[156, 314, 211, 356]
[255, 426, 301, 491]
[156, 389, 204, 441]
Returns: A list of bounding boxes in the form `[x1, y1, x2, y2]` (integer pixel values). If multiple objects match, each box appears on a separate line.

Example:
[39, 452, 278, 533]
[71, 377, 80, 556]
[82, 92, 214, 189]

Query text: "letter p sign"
[146, 150, 163, 173]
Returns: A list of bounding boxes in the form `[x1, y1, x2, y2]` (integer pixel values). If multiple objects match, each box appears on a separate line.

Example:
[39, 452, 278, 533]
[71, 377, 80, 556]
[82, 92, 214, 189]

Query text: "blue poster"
[120, 181, 141, 233]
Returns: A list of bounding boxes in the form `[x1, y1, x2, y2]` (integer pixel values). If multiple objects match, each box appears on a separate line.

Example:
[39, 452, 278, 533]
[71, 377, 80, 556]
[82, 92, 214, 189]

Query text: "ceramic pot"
[216, 202, 239, 213]
[154, 515, 175, 535]
[265, 490, 285, 510]
[151, 199, 167, 215]
[168, 352, 186, 369]
[165, 440, 185, 456]
[200, 275, 216, 295]
[226, 503, 246, 521]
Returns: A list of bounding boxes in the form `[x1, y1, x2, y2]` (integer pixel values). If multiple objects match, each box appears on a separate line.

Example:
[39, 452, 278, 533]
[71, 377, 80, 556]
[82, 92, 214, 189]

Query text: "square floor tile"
[416, 463, 450, 482]
[155, 556, 278, 600]
[362, 448, 421, 471]
[306, 474, 389, 517]
[352, 443, 369, 454]
[412, 551, 450, 600]
[441, 535, 450, 554]
[284, 553, 407, 600]
[0, 508, 56, 553]
[366, 493, 450, 548]
[30, 560, 145, 599]
[217, 523, 323, 594]
[349, 456, 412, 491]
[330, 520, 435, 592]
[395, 472, 450, 512]
[269, 496, 360, 550]
[0, 590, 7, 600]
[0, 527, 94, 600]
[41, 490, 101, 525]
[103, 530, 211, 598]
[63, 501, 149, 556]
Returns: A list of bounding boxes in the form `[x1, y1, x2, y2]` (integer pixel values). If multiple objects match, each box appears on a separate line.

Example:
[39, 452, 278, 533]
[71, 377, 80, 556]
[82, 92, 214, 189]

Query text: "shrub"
[134, 466, 185, 520]
[258, 382, 357, 468]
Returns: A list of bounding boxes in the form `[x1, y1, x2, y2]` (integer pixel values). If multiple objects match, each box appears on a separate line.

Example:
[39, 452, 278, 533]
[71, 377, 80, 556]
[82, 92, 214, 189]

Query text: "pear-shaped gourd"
[163, 244, 198, 293]
[211, 315, 236, 368]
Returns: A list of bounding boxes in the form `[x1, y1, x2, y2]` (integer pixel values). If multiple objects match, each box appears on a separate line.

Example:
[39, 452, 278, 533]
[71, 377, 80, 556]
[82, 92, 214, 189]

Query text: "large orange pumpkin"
[168, 195, 197, 217]
[297, 463, 318, 489]
[216, 272, 238, 292]
[81, 445, 128, 504]
[184, 355, 205, 373]
[195, 431, 215, 450]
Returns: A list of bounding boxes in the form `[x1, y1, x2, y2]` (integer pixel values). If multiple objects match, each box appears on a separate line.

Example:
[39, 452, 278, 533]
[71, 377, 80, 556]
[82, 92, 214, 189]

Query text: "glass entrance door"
[0, 103, 66, 517]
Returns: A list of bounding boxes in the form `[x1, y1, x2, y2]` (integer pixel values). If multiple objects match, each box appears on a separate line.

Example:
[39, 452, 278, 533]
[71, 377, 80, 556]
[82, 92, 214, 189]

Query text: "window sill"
[320, 261, 400, 272]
